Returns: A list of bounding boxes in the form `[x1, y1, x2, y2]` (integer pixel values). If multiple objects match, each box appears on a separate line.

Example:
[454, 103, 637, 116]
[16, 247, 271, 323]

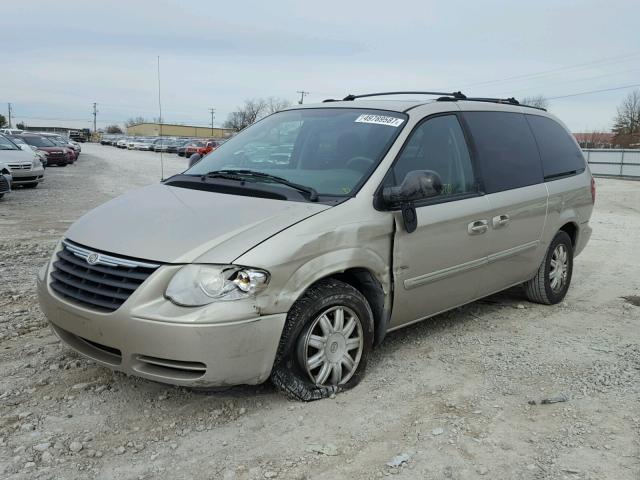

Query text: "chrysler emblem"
[86, 253, 100, 265]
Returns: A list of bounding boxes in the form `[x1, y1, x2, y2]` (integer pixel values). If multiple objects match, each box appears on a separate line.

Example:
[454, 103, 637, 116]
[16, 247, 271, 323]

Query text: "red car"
[11, 134, 71, 166]
[196, 140, 222, 156]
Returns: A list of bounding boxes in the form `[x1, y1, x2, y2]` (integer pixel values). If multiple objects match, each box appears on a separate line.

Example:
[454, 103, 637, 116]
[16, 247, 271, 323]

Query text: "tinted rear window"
[526, 115, 585, 179]
[464, 111, 543, 193]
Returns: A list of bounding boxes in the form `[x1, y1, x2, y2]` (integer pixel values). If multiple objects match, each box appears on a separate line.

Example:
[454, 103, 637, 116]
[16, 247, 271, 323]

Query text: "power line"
[461, 51, 640, 89]
[547, 83, 640, 100]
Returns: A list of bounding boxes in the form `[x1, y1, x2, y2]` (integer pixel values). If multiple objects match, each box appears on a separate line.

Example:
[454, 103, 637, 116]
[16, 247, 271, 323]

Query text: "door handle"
[492, 214, 510, 228]
[467, 219, 489, 235]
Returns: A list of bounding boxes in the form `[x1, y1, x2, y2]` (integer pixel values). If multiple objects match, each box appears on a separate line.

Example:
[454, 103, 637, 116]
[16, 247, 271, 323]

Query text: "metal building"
[126, 123, 234, 139]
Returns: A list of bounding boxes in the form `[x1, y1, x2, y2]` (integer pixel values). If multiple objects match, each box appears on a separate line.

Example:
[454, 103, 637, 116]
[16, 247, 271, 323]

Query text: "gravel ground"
[0, 144, 639, 480]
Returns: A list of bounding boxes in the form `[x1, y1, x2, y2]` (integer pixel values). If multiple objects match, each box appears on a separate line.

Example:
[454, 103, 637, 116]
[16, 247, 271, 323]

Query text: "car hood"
[0, 149, 33, 164]
[65, 183, 330, 264]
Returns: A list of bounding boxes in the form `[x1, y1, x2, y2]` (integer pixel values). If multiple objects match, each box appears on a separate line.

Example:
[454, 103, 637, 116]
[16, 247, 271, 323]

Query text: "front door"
[387, 114, 491, 328]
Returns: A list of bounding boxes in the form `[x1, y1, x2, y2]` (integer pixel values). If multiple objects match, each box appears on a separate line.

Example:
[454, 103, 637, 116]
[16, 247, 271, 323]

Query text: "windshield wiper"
[204, 169, 318, 201]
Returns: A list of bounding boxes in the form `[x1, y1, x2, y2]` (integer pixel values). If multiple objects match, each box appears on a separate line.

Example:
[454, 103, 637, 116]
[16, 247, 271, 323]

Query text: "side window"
[464, 111, 543, 193]
[526, 115, 585, 179]
[391, 115, 475, 197]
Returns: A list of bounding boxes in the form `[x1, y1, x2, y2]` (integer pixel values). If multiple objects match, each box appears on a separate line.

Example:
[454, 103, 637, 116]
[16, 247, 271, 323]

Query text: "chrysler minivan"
[38, 92, 594, 400]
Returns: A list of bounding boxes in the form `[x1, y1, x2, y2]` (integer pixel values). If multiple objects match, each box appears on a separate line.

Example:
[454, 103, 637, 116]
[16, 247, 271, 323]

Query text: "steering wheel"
[345, 156, 374, 172]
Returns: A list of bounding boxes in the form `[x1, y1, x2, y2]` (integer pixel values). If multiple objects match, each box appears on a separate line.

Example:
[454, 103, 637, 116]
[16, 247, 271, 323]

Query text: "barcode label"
[354, 114, 404, 127]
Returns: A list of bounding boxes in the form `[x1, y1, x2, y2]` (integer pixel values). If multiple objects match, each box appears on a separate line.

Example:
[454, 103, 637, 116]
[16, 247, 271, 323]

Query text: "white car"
[0, 134, 45, 188]
[0, 159, 12, 199]
[0, 128, 24, 136]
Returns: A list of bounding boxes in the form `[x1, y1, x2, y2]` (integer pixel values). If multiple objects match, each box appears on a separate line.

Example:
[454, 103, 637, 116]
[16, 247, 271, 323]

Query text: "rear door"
[388, 114, 492, 328]
[462, 110, 548, 295]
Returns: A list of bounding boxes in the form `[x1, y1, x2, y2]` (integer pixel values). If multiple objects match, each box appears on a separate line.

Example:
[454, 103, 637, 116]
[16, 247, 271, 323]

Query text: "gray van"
[38, 92, 594, 400]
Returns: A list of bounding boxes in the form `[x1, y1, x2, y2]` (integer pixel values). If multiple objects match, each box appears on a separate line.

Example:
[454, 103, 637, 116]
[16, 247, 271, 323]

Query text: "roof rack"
[323, 91, 467, 102]
[323, 91, 546, 111]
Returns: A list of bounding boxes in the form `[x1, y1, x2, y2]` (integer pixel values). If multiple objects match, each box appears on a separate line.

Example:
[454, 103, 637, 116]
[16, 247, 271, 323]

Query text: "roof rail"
[323, 91, 467, 102]
[437, 96, 547, 111]
[322, 91, 547, 111]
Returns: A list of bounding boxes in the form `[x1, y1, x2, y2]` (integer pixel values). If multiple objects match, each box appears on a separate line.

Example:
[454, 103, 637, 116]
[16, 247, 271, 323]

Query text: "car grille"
[0, 175, 10, 193]
[8, 164, 30, 170]
[50, 240, 160, 312]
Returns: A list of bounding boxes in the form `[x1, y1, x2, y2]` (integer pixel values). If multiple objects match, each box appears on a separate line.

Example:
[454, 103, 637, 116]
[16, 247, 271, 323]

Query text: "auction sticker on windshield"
[354, 114, 404, 127]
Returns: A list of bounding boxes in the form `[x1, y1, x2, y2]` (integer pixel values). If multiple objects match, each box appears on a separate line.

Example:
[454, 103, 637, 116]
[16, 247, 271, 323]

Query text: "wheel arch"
[559, 221, 578, 248]
[275, 249, 391, 347]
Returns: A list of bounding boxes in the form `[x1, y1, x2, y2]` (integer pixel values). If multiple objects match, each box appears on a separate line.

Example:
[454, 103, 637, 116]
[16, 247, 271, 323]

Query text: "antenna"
[157, 55, 164, 181]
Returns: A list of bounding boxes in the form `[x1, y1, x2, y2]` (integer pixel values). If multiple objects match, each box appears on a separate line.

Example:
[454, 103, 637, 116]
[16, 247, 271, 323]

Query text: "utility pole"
[208, 107, 216, 136]
[92, 102, 98, 133]
[297, 90, 309, 105]
[7, 103, 12, 128]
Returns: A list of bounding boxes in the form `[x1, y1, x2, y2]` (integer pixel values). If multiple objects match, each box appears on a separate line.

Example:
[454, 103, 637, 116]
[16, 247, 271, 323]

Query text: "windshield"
[0, 135, 19, 150]
[186, 108, 407, 196]
[21, 136, 55, 147]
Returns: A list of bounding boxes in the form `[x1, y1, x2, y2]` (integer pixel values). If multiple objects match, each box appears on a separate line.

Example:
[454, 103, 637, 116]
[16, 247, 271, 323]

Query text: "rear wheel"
[271, 279, 373, 401]
[524, 231, 573, 305]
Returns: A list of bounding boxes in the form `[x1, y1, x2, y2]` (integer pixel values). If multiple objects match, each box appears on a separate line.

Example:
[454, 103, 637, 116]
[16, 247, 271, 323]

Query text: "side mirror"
[18, 144, 29, 151]
[188, 153, 202, 167]
[382, 170, 443, 205]
[381, 170, 443, 234]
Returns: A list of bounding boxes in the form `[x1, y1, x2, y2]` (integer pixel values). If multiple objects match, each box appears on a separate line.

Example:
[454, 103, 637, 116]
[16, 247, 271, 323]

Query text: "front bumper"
[11, 165, 45, 185]
[37, 259, 287, 387]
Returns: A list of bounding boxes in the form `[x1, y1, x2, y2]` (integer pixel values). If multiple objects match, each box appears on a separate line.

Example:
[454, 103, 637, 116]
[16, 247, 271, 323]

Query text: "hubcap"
[549, 244, 569, 292]
[297, 306, 364, 386]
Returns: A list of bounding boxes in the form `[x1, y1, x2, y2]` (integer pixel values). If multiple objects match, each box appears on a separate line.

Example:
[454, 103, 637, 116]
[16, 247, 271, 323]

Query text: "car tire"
[271, 278, 374, 401]
[23, 182, 38, 189]
[524, 231, 574, 305]
[59, 163, 67, 167]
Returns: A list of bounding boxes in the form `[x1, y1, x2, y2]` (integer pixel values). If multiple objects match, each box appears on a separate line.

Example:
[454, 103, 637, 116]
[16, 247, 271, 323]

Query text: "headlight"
[165, 264, 269, 307]
[32, 156, 40, 168]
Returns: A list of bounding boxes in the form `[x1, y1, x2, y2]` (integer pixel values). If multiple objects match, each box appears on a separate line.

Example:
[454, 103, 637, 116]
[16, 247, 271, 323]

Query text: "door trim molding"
[403, 240, 539, 290]
[487, 240, 539, 263]
[404, 257, 487, 290]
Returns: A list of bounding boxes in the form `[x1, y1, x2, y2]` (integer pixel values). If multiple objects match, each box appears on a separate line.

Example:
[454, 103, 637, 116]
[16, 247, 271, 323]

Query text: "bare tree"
[124, 116, 147, 127]
[265, 97, 292, 115]
[520, 95, 549, 109]
[223, 98, 269, 132]
[612, 90, 640, 148]
[105, 124, 123, 134]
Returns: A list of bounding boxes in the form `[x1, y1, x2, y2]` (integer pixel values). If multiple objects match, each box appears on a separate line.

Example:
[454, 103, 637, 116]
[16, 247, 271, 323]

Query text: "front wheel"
[271, 279, 374, 401]
[23, 182, 38, 189]
[524, 231, 574, 305]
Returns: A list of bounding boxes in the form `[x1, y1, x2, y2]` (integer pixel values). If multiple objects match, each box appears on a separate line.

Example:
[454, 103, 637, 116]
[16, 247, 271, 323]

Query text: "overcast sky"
[1, 0, 639, 132]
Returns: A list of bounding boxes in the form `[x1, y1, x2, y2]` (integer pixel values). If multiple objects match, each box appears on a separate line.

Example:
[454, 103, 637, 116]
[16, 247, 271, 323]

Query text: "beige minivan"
[38, 92, 594, 400]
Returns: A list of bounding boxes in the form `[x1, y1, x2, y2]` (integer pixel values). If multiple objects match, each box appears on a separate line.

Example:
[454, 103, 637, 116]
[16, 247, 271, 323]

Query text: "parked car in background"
[11, 134, 69, 166]
[176, 139, 196, 157]
[10, 136, 48, 167]
[116, 137, 131, 149]
[41, 135, 80, 161]
[184, 140, 205, 158]
[0, 134, 45, 188]
[0, 129, 24, 136]
[196, 140, 222, 157]
[0, 160, 12, 199]
[136, 138, 157, 151]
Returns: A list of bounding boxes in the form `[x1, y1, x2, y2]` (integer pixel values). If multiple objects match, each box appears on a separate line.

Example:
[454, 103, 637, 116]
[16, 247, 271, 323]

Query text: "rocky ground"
[0, 144, 639, 480]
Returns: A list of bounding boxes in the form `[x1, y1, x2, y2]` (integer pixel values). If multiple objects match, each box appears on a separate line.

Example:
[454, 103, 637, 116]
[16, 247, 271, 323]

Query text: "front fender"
[273, 247, 390, 312]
